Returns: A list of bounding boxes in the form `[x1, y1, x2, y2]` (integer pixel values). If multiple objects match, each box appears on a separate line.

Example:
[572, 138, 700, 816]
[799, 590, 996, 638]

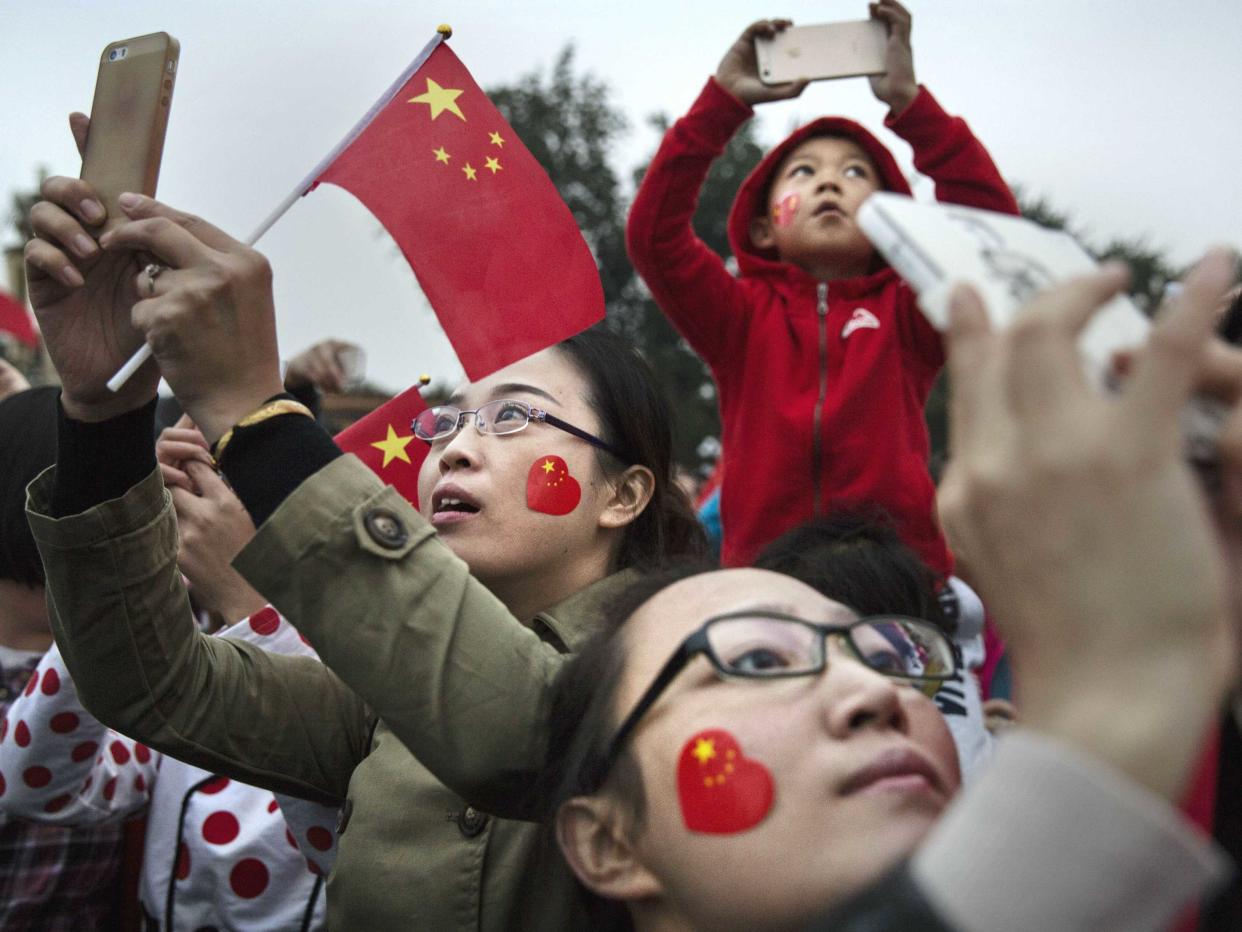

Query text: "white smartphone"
[755, 20, 887, 85]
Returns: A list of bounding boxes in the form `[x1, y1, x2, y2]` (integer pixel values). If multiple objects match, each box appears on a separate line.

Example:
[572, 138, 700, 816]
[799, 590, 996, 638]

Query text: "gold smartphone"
[755, 20, 887, 85]
[79, 32, 180, 231]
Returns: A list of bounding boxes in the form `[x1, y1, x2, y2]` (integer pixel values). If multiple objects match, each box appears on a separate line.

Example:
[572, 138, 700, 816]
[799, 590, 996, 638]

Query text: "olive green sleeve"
[26, 466, 369, 806]
[233, 454, 567, 819]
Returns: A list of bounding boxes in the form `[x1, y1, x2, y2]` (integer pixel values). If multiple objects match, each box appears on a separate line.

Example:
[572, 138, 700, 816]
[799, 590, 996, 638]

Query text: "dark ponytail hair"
[556, 327, 707, 569]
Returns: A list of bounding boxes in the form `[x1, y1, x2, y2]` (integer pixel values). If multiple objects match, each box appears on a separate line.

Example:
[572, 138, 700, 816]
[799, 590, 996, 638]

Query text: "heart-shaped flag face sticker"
[526, 455, 582, 516]
[772, 191, 800, 228]
[677, 728, 774, 835]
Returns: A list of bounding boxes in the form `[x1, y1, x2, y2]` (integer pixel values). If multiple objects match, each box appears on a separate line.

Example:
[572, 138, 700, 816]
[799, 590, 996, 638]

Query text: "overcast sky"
[4, 1, 1239, 391]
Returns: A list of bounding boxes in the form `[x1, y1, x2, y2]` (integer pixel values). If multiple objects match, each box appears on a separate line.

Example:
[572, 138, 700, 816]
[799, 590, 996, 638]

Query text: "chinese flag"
[0, 291, 38, 348]
[312, 43, 604, 380]
[334, 383, 429, 507]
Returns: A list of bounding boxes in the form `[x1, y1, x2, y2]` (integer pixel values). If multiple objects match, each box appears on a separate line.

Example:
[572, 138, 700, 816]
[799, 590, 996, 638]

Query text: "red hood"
[726, 116, 911, 279]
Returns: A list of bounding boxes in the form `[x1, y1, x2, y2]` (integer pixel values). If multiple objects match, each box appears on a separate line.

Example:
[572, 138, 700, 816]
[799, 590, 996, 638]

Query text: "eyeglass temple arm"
[538, 411, 630, 462]
[593, 640, 697, 782]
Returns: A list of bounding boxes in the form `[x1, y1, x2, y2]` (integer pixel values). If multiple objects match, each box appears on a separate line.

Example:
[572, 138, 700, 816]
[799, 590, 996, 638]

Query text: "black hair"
[753, 509, 951, 633]
[0, 387, 60, 587]
[555, 326, 708, 570]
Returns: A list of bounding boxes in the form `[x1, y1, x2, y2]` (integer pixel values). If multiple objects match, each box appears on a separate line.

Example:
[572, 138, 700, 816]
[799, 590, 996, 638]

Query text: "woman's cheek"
[525, 454, 583, 516]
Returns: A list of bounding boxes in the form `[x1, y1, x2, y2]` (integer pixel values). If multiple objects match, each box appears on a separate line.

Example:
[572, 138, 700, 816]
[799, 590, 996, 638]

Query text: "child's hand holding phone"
[716, 20, 809, 107]
[867, 0, 918, 116]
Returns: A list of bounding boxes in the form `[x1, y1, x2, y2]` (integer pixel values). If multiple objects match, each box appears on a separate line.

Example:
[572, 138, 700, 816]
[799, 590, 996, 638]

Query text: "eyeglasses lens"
[476, 400, 531, 435]
[707, 617, 822, 676]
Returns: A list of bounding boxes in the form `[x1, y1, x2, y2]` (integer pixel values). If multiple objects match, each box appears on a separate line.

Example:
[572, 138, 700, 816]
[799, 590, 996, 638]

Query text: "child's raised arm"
[867, 0, 918, 117]
[715, 20, 809, 107]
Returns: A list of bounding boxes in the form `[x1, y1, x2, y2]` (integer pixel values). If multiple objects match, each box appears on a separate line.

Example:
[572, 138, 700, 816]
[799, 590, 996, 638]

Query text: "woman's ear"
[556, 797, 663, 902]
[750, 214, 776, 251]
[599, 465, 656, 531]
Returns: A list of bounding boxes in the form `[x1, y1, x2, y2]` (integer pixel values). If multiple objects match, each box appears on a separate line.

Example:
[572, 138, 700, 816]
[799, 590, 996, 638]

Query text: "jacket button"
[336, 798, 354, 836]
[363, 508, 408, 550]
[457, 805, 488, 838]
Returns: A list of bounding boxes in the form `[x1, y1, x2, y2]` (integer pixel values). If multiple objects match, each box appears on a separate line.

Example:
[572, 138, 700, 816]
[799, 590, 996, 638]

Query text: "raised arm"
[627, 21, 803, 363]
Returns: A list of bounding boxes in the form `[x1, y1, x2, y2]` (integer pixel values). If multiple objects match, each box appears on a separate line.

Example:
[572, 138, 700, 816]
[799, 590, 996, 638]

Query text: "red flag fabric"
[313, 43, 604, 381]
[334, 384, 430, 507]
[0, 291, 38, 348]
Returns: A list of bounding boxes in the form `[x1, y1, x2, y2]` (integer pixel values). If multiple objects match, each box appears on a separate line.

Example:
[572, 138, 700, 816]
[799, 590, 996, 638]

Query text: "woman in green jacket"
[22, 165, 706, 928]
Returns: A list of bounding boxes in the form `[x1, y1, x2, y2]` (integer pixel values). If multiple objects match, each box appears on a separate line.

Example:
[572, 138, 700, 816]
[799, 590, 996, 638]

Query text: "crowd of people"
[2, 3, 1240, 929]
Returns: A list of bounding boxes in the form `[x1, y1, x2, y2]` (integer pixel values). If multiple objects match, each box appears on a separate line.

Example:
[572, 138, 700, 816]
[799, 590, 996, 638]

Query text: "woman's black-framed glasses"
[412, 399, 630, 463]
[582, 611, 957, 792]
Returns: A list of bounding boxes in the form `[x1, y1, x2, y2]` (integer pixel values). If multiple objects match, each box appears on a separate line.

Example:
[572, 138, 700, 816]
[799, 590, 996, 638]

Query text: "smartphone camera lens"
[108, 46, 128, 62]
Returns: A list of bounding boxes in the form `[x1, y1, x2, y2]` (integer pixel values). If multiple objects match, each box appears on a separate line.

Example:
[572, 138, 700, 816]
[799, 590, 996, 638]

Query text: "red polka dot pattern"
[285, 828, 297, 849]
[109, 741, 130, 764]
[0, 771, 6, 796]
[1, 717, 8, 742]
[103, 777, 117, 801]
[175, 843, 191, 880]
[23, 766, 52, 788]
[202, 811, 240, 845]
[44, 794, 71, 813]
[248, 607, 280, 636]
[134, 743, 151, 764]
[71, 741, 98, 763]
[15, 721, 31, 748]
[266, 799, 278, 813]
[49, 712, 79, 734]
[24, 671, 38, 696]
[41, 668, 61, 695]
[306, 826, 333, 851]
[134, 774, 146, 793]
[229, 858, 270, 898]
[82, 775, 93, 793]
[199, 776, 230, 794]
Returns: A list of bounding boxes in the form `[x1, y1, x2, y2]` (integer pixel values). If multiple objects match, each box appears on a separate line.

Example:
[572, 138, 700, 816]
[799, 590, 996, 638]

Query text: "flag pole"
[107, 25, 453, 393]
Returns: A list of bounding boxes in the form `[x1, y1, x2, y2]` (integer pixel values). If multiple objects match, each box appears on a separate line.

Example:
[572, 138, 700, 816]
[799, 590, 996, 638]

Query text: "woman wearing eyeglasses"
[21, 177, 707, 928]
[547, 257, 1242, 932]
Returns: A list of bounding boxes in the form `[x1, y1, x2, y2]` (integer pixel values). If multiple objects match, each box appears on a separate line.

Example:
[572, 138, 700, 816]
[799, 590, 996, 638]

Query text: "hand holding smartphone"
[80, 32, 179, 232]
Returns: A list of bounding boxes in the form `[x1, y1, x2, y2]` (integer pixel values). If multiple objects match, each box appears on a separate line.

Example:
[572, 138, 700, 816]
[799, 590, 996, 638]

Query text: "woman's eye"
[493, 402, 527, 423]
[728, 646, 794, 674]
[432, 413, 459, 434]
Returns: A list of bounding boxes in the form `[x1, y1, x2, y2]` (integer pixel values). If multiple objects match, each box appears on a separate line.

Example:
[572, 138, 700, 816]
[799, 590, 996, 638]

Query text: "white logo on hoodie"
[841, 308, 881, 339]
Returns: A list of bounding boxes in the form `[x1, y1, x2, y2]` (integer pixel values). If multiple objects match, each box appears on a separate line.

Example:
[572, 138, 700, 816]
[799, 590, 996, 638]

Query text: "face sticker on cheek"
[676, 729, 774, 834]
[772, 191, 800, 228]
[526, 454, 582, 516]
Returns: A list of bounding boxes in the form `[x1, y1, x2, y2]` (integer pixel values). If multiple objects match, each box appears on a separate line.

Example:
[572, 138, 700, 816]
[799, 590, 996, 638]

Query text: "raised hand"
[23, 112, 160, 421]
[715, 20, 809, 107]
[867, 0, 918, 115]
[938, 250, 1238, 800]
[98, 195, 285, 445]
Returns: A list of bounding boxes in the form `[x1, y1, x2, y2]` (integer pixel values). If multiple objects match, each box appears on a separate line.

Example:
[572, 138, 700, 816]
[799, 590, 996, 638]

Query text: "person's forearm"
[50, 395, 157, 517]
[888, 87, 1019, 216]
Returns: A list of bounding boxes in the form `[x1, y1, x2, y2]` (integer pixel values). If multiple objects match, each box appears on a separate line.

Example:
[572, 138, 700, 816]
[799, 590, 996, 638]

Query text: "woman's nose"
[816, 653, 910, 739]
[436, 419, 483, 472]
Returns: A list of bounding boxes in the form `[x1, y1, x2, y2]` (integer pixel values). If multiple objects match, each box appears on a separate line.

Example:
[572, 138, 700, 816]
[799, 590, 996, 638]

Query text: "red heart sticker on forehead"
[677, 729, 775, 835]
[526, 455, 582, 515]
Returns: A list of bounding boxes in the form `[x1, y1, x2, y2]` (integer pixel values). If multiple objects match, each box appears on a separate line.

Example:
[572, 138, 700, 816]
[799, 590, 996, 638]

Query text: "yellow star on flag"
[489, 131, 505, 147]
[408, 78, 466, 121]
[433, 146, 451, 164]
[484, 156, 502, 175]
[692, 737, 716, 765]
[541, 459, 556, 474]
[462, 163, 478, 181]
[371, 424, 415, 468]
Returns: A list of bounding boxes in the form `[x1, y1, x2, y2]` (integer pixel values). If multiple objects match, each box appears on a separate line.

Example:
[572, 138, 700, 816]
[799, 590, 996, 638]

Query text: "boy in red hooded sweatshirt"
[628, 3, 1019, 578]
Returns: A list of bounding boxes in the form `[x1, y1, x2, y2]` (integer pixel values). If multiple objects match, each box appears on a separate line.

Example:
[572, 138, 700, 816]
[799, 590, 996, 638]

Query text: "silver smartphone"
[755, 20, 887, 85]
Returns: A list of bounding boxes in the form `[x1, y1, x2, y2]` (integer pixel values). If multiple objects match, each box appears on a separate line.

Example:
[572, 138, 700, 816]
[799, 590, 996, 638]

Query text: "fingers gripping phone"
[80, 32, 179, 232]
[755, 20, 887, 85]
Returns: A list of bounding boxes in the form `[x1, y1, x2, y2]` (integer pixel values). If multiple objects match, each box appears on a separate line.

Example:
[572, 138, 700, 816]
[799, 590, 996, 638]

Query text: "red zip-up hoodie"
[628, 78, 1018, 573]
